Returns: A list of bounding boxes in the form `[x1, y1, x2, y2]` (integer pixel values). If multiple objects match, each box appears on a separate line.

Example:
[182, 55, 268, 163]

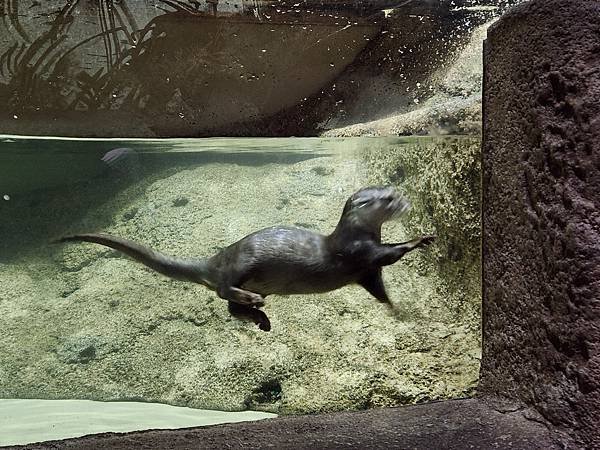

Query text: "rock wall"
[480, 1, 600, 448]
[323, 18, 491, 137]
[0, 0, 504, 137]
[0, 0, 381, 137]
[362, 137, 482, 327]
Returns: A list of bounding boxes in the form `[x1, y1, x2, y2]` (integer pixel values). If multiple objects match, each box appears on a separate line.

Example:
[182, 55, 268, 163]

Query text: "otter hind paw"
[257, 313, 271, 332]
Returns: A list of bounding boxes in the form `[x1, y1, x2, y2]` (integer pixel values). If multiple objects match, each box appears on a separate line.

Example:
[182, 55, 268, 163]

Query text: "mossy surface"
[363, 137, 482, 326]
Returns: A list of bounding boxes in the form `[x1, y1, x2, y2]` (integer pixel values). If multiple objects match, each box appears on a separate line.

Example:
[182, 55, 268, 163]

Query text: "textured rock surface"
[0, 137, 481, 415]
[0, 2, 502, 137]
[324, 21, 491, 137]
[480, 1, 600, 448]
[363, 137, 482, 328]
[5, 398, 561, 450]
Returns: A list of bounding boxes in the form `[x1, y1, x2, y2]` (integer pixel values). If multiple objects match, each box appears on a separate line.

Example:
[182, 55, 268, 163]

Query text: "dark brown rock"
[480, 0, 600, 448]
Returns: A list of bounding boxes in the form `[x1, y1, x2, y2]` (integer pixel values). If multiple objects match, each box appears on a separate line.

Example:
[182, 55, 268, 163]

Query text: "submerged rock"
[56, 335, 112, 364]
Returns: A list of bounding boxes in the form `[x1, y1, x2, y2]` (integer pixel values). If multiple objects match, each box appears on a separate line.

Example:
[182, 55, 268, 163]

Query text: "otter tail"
[56, 233, 206, 284]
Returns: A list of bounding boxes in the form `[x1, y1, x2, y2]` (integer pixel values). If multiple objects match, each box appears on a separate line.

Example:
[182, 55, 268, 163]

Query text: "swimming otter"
[57, 186, 435, 331]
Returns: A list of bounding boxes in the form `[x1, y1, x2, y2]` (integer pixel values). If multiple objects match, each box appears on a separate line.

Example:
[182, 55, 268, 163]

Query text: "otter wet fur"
[56, 187, 435, 332]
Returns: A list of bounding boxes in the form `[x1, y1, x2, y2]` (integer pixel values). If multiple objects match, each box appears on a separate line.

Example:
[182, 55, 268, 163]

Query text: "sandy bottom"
[0, 399, 276, 446]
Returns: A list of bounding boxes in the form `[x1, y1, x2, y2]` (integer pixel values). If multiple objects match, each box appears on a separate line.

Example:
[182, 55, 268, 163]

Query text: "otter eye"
[354, 199, 370, 208]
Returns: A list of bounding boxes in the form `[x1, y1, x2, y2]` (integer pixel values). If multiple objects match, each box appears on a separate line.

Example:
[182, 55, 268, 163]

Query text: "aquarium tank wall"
[0, 0, 524, 447]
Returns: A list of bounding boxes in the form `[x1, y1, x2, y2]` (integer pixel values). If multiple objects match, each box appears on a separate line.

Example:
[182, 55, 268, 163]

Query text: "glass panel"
[0, 135, 480, 444]
[0, 0, 504, 444]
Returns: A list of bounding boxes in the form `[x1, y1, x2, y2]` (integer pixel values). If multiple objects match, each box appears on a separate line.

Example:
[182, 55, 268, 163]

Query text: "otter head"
[341, 186, 410, 229]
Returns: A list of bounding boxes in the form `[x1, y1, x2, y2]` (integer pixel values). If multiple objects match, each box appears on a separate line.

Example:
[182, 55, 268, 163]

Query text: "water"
[0, 135, 481, 439]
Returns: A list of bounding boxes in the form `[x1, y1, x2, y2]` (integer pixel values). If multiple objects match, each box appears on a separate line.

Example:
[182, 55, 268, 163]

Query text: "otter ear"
[341, 197, 354, 215]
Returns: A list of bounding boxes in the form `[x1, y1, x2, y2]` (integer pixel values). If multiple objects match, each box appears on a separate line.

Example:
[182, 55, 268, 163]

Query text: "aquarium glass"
[0, 0, 517, 445]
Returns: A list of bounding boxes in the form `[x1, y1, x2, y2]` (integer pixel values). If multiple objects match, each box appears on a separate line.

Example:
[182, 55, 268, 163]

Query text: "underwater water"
[0, 135, 481, 435]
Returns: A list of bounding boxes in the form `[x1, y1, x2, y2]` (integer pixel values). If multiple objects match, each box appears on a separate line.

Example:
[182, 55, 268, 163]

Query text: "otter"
[57, 186, 435, 331]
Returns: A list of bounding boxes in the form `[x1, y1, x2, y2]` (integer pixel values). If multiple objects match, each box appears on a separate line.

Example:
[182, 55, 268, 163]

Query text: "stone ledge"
[6, 398, 560, 450]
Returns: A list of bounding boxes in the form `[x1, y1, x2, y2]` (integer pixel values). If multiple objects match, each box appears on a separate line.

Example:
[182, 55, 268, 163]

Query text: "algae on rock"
[363, 136, 482, 327]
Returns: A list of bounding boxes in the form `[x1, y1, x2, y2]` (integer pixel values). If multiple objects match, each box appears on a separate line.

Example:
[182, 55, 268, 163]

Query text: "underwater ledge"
[0, 399, 276, 447]
[4, 399, 557, 450]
